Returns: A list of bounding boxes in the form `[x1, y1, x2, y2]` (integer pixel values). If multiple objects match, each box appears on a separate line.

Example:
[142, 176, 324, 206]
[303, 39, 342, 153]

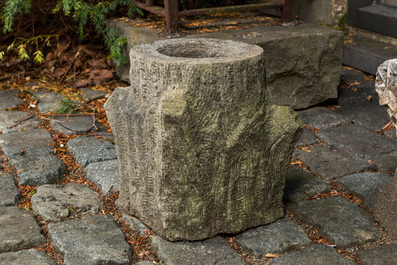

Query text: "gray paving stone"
[0, 249, 56, 265]
[293, 145, 372, 181]
[50, 116, 107, 135]
[0, 111, 41, 133]
[368, 152, 397, 173]
[31, 183, 103, 223]
[0, 89, 22, 110]
[85, 159, 119, 195]
[80, 87, 108, 102]
[12, 152, 66, 185]
[284, 166, 330, 203]
[150, 235, 246, 265]
[350, 81, 379, 103]
[33, 91, 64, 113]
[135, 262, 155, 265]
[122, 211, 149, 236]
[336, 86, 366, 106]
[336, 173, 393, 211]
[357, 243, 397, 265]
[0, 206, 46, 253]
[67, 135, 117, 167]
[48, 215, 132, 265]
[316, 124, 397, 159]
[295, 128, 317, 147]
[341, 68, 364, 85]
[0, 128, 53, 158]
[0, 172, 21, 206]
[289, 196, 380, 249]
[236, 217, 311, 258]
[298, 107, 351, 130]
[334, 101, 390, 131]
[269, 244, 356, 265]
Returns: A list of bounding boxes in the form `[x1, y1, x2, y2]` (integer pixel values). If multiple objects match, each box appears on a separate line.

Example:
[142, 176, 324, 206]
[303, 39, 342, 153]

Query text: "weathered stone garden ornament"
[375, 58, 397, 135]
[105, 38, 303, 241]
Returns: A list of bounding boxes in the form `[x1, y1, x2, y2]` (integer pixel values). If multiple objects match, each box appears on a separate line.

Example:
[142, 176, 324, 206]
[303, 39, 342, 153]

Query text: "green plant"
[1, 0, 142, 66]
[53, 96, 78, 114]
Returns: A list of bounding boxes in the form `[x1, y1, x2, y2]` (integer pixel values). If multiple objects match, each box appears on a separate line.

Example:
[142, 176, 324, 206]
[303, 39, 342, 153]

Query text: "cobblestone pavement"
[0, 68, 397, 264]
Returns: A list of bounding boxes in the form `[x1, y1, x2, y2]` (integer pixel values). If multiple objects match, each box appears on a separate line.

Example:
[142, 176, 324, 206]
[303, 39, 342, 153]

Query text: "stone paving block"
[236, 217, 311, 258]
[357, 243, 397, 265]
[34, 91, 65, 113]
[85, 159, 119, 195]
[350, 81, 379, 103]
[0, 206, 46, 253]
[0, 89, 22, 110]
[48, 215, 132, 265]
[334, 101, 390, 131]
[283, 166, 331, 203]
[0, 172, 21, 206]
[150, 235, 246, 265]
[298, 107, 351, 130]
[31, 183, 103, 223]
[336, 86, 370, 106]
[122, 211, 149, 236]
[295, 128, 317, 147]
[12, 153, 66, 185]
[368, 152, 397, 173]
[67, 135, 117, 167]
[50, 116, 107, 135]
[0, 128, 53, 158]
[0, 111, 41, 133]
[316, 124, 397, 159]
[80, 87, 108, 102]
[269, 244, 356, 265]
[0, 249, 56, 265]
[341, 68, 364, 85]
[289, 196, 380, 249]
[293, 145, 372, 181]
[336, 173, 393, 211]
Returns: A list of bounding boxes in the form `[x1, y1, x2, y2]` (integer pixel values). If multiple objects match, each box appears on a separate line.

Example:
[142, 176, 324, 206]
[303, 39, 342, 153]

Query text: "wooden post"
[281, 0, 292, 21]
[164, 0, 179, 33]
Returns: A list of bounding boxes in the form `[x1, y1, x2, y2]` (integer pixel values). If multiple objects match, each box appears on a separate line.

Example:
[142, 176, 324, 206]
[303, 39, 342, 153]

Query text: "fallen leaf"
[265, 253, 281, 258]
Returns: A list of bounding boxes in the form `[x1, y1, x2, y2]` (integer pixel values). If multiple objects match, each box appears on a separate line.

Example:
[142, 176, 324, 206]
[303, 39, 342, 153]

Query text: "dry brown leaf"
[265, 253, 281, 258]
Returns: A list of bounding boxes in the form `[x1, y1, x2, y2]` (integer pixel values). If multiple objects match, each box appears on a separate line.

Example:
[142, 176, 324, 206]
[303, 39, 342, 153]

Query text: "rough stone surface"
[236, 217, 311, 258]
[358, 243, 397, 265]
[334, 101, 390, 131]
[0, 111, 41, 133]
[337, 173, 393, 210]
[34, 91, 64, 113]
[122, 211, 149, 236]
[105, 38, 303, 241]
[375, 58, 397, 136]
[341, 67, 364, 85]
[31, 183, 103, 223]
[350, 81, 379, 104]
[67, 135, 117, 166]
[50, 116, 107, 135]
[375, 170, 397, 240]
[85, 159, 119, 195]
[298, 107, 351, 130]
[283, 166, 331, 203]
[110, 20, 343, 109]
[295, 127, 317, 147]
[0, 249, 56, 265]
[80, 87, 108, 102]
[270, 244, 357, 265]
[316, 124, 397, 159]
[48, 215, 132, 265]
[0, 172, 21, 206]
[0, 206, 46, 253]
[0, 129, 66, 185]
[150, 235, 246, 265]
[289, 196, 380, 248]
[0, 89, 22, 110]
[293, 145, 372, 180]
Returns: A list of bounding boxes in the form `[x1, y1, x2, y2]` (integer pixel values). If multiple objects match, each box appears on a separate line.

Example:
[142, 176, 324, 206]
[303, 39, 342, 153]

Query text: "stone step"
[357, 4, 397, 39]
[342, 34, 397, 75]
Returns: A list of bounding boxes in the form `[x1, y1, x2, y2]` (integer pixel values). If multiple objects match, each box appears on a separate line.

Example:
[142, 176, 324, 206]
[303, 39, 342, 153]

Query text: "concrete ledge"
[109, 20, 343, 109]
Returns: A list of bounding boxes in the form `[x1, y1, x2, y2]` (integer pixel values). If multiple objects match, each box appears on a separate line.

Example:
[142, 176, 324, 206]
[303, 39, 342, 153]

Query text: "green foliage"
[1, 0, 142, 66]
[53, 96, 78, 114]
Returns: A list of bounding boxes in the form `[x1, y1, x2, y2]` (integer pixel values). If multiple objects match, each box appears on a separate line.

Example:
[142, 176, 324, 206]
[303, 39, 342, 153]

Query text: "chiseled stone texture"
[375, 58, 397, 136]
[110, 21, 343, 109]
[105, 38, 303, 241]
[0, 172, 21, 206]
[358, 243, 397, 265]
